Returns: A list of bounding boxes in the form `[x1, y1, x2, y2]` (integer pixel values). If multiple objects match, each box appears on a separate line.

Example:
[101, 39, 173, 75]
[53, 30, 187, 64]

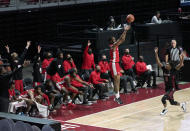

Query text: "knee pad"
[161, 95, 167, 104]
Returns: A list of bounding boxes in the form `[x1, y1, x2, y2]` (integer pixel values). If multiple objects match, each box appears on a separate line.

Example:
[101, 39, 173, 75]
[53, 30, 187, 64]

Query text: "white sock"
[115, 92, 120, 98]
[68, 100, 72, 104]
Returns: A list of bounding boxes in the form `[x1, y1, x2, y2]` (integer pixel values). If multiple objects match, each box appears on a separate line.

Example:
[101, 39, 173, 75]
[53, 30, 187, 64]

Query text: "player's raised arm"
[154, 47, 163, 68]
[113, 25, 131, 48]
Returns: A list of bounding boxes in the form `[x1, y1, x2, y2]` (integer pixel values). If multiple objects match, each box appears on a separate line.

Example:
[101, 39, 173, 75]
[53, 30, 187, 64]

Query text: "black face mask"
[47, 55, 52, 59]
[139, 58, 143, 62]
[96, 69, 101, 73]
[88, 50, 92, 54]
[67, 57, 72, 61]
[125, 52, 129, 55]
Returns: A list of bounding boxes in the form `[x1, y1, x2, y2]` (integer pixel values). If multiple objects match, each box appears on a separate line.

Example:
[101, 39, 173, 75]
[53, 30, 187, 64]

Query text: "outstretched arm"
[4, 45, 14, 68]
[84, 40, 91, 55]
[19, 41, 31, 64]
[34, 45, 41, 66]
[154, 47, 163, 68]
[75, 76, 90, 86]
[113, 25, 131, 48]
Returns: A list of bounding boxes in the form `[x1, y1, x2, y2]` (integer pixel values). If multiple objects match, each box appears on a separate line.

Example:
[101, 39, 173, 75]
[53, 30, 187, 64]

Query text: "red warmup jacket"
[8, 89, 15, 99]
[32, 90, 50, 106]
[42, 58, 54, 74]
[62, 81, 79, 94]
[51, 73, 64, 83]
[69, 74, 84, 88]
[122, 54, 135, 70]
[63, 60, 76, 73]
[81, 45, 95, 70]
[135, 61, 147, 76]
[8, 89, 29, 99]
[98, 61, 110, 73]
[89, 71, 106, 85]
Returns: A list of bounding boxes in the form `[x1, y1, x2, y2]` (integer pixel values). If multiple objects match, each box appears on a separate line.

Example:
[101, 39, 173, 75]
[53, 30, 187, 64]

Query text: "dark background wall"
[1, 0, 187, 67]
[0, 0, 179, 47]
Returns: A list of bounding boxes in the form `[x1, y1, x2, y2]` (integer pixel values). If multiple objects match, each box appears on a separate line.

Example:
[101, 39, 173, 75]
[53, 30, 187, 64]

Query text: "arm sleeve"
[42, 94, 50, 106]
[6, 52, 14, 70]
[72, 61, 76, 68]
[63, 61, 69, 73]
[19, 48, 28, 64]
[99, 78, 107, 82]
[33, 53, 40, 68]
[42, 60, 48, 70]
[92, 55, 95, 69]
[83, 45, 89, 57]
[91, 74, 102, 84]
[122, 56, 127, 66]
[165, 48, 170, 55]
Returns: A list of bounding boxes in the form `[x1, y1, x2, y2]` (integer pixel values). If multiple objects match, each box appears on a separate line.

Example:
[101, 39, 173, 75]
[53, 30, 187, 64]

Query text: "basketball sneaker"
[114, 97, 123, 104]
[181, 102, 186, 112]
[160, 109, 168, 115]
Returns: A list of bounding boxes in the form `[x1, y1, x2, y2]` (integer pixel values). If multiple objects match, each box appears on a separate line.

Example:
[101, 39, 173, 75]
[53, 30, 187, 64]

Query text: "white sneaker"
[181, 102, 186, 112]
[133, 81, 137, 86]
[160, 109, 168, 115]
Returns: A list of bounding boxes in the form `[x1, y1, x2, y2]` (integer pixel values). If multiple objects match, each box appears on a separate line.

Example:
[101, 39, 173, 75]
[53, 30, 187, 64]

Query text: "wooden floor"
[67, 88, 190, 131]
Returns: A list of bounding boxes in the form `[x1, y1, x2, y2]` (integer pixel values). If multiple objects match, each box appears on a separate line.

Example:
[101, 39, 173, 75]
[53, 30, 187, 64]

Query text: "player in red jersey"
[109, 25, 131, 104]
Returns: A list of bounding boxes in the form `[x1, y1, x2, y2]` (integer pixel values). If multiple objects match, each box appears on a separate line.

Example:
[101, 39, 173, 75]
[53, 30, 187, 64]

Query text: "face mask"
[67, 57, 72, 61]
[88, 50, 92, 54]
[125, 52, 129, 55]
[139, 58, 143, 62]
[96, 69, 101, 72]
[102, 59, 107, 61]
[47, 55, 52, 59]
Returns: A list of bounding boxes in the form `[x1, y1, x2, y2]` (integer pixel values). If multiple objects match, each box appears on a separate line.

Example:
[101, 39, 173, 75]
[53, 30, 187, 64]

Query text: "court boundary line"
[67, 87, 189, 122]
[66, 88, 190, 128]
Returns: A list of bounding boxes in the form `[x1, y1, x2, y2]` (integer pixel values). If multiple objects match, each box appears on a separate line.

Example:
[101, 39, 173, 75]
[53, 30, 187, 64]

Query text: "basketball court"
[49, 82, 190, 131]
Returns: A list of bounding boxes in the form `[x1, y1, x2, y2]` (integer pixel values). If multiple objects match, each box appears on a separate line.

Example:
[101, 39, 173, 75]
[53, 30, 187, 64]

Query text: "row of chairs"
[0, 118, 54, 131]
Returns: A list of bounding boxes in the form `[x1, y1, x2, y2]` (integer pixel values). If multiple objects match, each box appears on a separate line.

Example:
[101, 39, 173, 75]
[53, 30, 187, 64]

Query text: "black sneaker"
[176, 87, 181, 90]
[83, 101, 93, 106]
[99, 96, 106, 100]
[146, 84, 152, 88]
[88, 98, 97, 103]
[114, 97, 123, 104]
[131, 88, 137, 92]
[152, 84, 157, 88]
[103, 95, 109, 99]
[88, 98, 96, 101]
[160, 108, 168, 115]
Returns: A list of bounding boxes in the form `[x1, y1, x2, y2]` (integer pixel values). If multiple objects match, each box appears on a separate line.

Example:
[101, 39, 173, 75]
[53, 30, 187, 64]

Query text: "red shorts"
[109, 62, 121, 78]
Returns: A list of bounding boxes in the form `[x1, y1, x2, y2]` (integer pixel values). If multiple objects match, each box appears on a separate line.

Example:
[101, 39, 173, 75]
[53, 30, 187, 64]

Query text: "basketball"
[126, 14, 135, 23]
